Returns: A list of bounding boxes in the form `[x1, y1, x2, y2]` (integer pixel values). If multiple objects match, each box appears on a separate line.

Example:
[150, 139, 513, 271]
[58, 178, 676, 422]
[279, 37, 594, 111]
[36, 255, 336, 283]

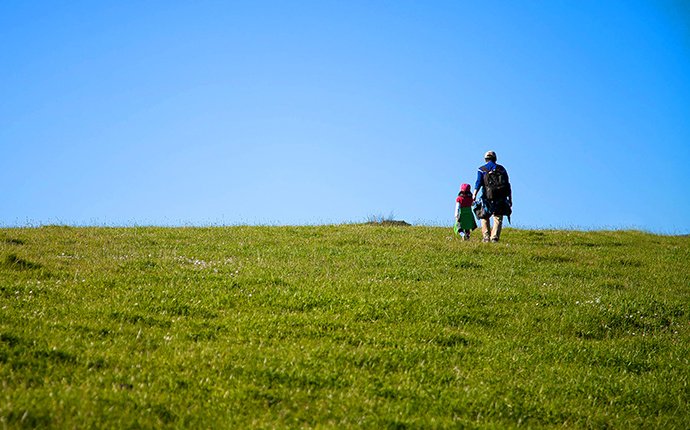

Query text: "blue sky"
[2, 1, 689, 233]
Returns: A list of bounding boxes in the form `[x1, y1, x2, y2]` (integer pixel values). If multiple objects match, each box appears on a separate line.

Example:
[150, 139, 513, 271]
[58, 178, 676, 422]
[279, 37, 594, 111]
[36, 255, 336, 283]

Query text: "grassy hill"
[1, 225, 688, 428]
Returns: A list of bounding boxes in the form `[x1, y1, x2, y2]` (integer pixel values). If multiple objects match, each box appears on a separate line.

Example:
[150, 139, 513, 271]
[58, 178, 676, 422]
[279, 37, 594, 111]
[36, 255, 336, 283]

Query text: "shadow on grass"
[1, 253, 41, 271]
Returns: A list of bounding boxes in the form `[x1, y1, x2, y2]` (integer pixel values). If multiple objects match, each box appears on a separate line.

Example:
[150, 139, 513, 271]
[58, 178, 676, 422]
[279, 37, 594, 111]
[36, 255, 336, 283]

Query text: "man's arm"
[473, 168, 483, 201]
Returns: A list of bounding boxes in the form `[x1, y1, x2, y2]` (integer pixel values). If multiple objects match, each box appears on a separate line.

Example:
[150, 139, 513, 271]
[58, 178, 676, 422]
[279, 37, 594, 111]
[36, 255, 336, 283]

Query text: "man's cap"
[484, 151, 497, 160]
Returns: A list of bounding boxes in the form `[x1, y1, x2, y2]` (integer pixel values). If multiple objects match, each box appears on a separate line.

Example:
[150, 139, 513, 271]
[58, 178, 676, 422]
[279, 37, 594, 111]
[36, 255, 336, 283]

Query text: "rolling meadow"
[1, 224, 688, 429]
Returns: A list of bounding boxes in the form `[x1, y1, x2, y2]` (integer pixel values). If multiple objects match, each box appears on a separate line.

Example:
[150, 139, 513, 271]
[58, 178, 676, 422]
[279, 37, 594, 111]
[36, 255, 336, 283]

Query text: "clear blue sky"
[2, 1, 689, 233]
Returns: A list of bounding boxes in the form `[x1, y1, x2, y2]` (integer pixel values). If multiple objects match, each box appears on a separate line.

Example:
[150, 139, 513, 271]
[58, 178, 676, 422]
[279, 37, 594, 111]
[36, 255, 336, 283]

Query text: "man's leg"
[481, 219, 491, 242]
[491, 215, 503, 242]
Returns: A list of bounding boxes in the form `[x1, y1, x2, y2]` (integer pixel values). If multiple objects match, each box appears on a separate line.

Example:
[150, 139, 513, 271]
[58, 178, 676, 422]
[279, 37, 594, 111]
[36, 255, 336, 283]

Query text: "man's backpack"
[480, 164, 511, 200]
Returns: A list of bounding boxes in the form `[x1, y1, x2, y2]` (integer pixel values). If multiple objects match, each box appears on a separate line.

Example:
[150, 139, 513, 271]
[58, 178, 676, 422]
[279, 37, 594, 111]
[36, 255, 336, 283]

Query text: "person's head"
[460, 183, 471, 195]
[484, 150, 497, 162]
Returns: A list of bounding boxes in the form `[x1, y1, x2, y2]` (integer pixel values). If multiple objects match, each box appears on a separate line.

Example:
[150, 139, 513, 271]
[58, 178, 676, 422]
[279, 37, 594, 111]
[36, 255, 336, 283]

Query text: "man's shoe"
[483, 237, 490, 243]
[491, 238, 499, 243]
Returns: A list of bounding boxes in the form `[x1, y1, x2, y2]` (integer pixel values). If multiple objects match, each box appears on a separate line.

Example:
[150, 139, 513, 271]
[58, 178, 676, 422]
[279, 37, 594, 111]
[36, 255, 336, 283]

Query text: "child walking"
[455, 183, 477, 240]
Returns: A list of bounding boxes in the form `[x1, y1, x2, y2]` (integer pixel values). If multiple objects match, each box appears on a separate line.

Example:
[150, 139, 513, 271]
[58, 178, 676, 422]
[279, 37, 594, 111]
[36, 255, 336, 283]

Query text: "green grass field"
[1, 225, 688, 429]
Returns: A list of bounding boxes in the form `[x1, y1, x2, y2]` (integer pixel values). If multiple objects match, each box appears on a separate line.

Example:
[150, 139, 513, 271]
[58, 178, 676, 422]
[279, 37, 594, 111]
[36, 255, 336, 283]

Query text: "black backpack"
[480, 164, 511, 200]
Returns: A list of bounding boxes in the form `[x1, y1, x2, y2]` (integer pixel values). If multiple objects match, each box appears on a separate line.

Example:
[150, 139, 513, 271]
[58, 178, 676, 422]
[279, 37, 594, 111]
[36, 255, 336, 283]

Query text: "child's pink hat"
[460, 183, 471, 192]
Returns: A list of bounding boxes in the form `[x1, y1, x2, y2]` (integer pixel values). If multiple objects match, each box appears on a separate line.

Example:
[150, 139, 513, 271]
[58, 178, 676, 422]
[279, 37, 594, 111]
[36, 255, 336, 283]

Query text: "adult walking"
[472, 151, 512, 243]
